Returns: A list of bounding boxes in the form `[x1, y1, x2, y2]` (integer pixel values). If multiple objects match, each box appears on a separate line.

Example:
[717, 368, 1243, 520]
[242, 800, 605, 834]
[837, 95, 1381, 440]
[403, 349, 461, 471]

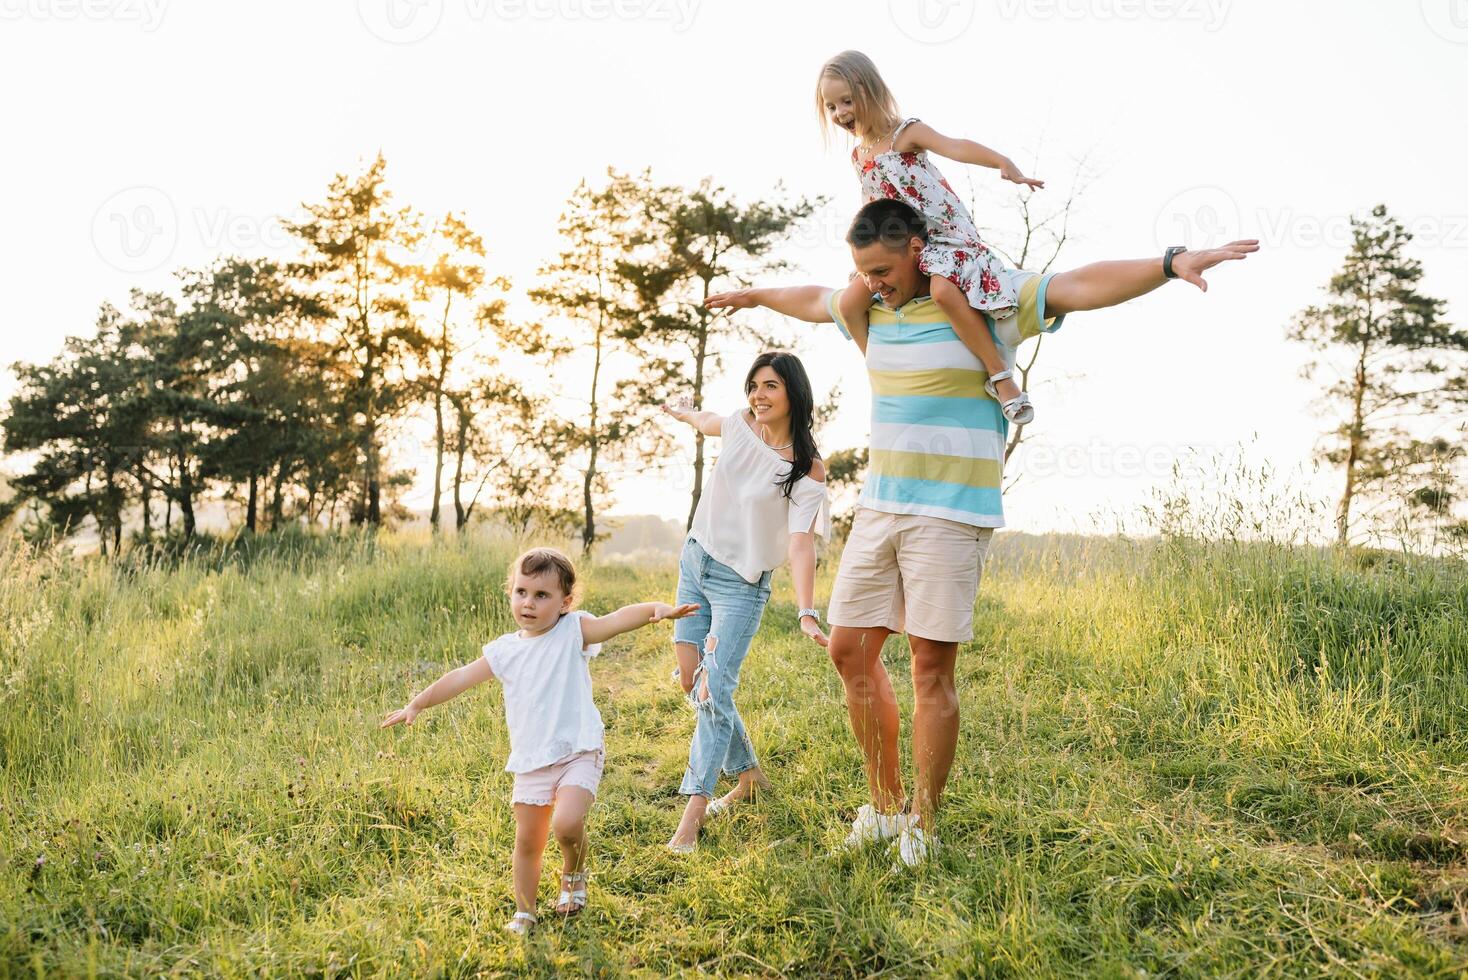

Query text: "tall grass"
[1, 527, 1465, 977]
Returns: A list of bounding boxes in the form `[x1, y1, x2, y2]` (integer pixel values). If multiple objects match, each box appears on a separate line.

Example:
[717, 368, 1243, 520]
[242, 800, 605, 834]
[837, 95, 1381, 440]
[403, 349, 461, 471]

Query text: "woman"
[662, 351, 831, 852]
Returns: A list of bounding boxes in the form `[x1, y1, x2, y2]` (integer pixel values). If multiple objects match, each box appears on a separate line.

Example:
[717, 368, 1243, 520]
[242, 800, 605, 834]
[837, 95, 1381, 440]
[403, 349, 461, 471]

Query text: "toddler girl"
[380, 547, 696, 934]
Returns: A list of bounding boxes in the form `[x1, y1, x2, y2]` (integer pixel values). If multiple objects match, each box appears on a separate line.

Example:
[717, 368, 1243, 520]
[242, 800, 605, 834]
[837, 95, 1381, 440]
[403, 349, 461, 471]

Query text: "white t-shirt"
[688, 411, 831, 584]
[482, 610, 604, 773]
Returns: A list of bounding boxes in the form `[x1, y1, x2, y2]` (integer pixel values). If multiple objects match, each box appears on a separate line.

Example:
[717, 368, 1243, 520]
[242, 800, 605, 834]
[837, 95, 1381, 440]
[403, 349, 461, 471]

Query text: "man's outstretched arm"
[706, 285, 835, 323]
[1045, 239, 1259, 317]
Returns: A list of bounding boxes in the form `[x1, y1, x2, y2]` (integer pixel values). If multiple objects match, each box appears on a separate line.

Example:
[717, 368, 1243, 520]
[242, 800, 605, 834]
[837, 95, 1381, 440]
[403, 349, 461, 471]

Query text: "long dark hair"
[744, 351, 820, 499]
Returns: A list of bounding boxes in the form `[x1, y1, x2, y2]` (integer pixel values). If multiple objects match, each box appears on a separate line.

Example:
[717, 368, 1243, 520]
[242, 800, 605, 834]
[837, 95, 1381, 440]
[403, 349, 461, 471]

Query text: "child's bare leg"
[931, 276, 1020, 403]
[838, 279, 872, 355]
[511, 803, 553, 915]
[551, 786, 594, 913]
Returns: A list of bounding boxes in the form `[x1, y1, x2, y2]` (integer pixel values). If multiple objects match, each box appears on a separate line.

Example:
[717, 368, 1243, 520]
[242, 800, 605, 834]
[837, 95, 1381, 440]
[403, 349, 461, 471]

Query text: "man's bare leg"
[908, 634, 960, 829]
[827, 625, 904, 813]
[1045, 240, 1259, 317]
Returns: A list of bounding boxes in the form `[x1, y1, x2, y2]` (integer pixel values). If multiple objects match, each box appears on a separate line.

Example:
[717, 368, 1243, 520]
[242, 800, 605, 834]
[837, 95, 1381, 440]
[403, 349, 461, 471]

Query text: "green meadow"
[2, 529, 1466, 977]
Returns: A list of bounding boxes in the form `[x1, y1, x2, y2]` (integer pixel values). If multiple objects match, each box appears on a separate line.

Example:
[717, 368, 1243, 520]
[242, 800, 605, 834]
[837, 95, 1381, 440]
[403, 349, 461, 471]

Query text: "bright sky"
[2, 0, 1465, 539]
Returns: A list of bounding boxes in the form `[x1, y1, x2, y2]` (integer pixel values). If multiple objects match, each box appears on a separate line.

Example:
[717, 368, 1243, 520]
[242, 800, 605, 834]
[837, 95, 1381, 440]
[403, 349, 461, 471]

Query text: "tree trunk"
[582, 322, 604, 556]
[431, 388, 445, 532]
[1337, 340, 1370, 545]
[453, 409, 469, 533]
[269, 459, 286, 531]
[430, 296, 452, 533]
[139, 466, 152, 541]
[686, 315, 709, 531]
[246, 472, 258, 533]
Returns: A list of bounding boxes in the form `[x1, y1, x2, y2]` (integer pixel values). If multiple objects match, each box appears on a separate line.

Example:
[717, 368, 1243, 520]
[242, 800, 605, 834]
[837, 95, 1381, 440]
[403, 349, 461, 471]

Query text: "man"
[706, 197, 1257, 865]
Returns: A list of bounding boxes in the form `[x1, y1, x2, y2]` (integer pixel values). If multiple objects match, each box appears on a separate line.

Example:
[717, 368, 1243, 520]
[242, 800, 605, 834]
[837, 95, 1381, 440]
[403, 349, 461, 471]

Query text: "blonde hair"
[815, 50, 902, 148]
[504, 547, 579, 604]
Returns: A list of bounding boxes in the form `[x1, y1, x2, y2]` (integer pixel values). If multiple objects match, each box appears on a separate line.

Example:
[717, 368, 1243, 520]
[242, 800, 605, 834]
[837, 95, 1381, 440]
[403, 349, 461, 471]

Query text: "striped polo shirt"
[826, 277, 1063, 528]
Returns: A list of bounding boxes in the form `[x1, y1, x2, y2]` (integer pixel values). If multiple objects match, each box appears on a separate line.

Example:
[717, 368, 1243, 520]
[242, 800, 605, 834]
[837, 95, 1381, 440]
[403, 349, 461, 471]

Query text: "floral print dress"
[855, 117, 1018, 320]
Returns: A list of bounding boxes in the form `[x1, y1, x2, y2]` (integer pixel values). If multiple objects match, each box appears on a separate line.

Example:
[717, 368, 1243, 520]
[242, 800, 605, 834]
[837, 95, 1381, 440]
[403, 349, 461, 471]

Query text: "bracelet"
[798, 608, 821, 624]
[1163, 245, 1187, 279]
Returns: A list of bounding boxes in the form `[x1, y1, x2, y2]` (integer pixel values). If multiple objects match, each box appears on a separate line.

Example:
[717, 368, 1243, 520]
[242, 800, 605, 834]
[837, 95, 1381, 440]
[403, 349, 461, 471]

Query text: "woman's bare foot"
[668, 794, 709, 850]
[720, 769, 771, 805]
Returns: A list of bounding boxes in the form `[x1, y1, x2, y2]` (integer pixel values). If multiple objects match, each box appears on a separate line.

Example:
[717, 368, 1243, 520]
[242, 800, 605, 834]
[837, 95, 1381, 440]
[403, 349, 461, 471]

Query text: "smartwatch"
[1163, 246, 1187, 279]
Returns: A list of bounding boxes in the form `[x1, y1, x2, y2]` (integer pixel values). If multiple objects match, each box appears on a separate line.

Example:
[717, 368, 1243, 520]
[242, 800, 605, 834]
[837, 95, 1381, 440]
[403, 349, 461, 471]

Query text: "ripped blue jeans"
[674, 537, 772, 799]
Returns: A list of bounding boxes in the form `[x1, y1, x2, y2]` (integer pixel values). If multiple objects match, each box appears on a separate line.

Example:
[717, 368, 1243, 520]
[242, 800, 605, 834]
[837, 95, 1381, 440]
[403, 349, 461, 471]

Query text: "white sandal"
[504, 911, 537, 935]
[984, 369, 1034, 425]
[556, 871, 588, 915]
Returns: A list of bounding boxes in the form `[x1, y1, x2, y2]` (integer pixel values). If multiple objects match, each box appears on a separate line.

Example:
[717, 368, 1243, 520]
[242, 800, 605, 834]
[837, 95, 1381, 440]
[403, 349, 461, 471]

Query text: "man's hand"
[379, 704, 420, 728]
[999, 160, 1044, 190]
[705, 289, 759, 311]
[650, 602, 700, 623]
[800, 615, 830, 648]
[1171, 240, 1260, 292]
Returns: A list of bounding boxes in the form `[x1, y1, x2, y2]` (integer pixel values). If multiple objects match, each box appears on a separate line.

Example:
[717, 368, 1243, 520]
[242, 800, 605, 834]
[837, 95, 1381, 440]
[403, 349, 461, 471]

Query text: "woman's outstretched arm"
[661, 399, 723, 437]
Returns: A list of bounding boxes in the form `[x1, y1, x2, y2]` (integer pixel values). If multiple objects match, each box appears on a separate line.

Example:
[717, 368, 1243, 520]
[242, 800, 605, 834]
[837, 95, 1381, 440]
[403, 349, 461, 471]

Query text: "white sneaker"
[843, 804, 910, 849]
[895, 823, 937, 867]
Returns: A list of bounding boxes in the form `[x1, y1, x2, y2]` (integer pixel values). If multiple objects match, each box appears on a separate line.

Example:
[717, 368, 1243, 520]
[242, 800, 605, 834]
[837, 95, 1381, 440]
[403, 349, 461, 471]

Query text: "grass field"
[2, 528, 1466, 977]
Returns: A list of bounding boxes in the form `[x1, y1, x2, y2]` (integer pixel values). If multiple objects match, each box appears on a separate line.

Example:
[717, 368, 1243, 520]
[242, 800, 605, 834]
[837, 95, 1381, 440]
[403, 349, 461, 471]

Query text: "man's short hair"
[846, 198, 929, 250]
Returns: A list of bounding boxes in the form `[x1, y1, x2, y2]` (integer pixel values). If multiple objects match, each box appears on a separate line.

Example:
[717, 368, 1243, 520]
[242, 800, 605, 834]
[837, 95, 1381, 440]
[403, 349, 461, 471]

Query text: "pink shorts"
[511, 749, 604, 806]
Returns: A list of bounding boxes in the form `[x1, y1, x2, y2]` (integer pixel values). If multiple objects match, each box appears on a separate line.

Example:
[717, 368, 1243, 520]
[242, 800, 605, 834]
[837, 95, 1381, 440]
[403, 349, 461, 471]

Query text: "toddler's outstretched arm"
[380, 658, 495, 728]
[900, 121, 1044, 190]
[580, 602, 698, 647]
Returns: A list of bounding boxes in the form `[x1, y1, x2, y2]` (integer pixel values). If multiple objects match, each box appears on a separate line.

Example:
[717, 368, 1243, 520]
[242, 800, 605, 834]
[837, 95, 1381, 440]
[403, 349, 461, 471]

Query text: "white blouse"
[482, 610, 603, 773]
[688, 411, 830, 584]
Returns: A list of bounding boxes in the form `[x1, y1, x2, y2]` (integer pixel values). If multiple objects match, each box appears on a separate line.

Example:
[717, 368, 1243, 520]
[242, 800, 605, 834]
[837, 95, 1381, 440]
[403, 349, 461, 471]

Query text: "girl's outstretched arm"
[580, 602, 699, 647]
[662, 399, 723, 437]
[380, 658, 495, 728]
[900, 121, 1044, 190]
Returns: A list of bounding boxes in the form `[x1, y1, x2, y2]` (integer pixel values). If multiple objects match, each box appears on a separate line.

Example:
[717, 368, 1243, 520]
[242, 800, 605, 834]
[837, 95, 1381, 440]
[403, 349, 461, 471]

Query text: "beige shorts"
[511, 748, 604, 807]
[827, 508, 995, 643]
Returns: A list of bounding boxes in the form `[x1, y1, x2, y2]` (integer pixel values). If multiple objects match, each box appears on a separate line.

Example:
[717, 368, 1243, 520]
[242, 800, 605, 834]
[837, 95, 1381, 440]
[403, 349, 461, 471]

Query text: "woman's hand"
[800, 615, 830, 648]
[650, 602, 700, 623]
[999, 160, 1044, 190]
[662, 395, 695, 424]
[379, 704, 420, 728]
[705, 288, 759, 311]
